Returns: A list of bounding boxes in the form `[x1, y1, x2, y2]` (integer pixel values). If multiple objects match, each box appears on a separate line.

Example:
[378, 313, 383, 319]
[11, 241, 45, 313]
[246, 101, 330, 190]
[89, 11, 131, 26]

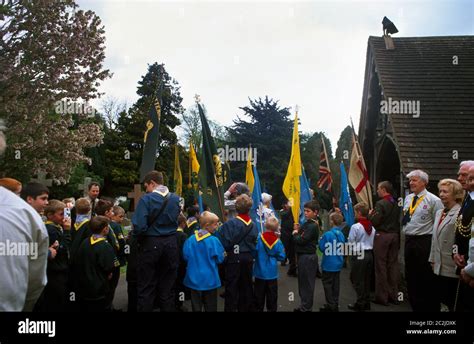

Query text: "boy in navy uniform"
[253, 216, 286, 312]
[292, 200, 320, 312]
[70, 198, 92, 259]
[174, 214, 189, 311]
[76, 216, 120, 312]
[184, 211, 225, 311]
[186, 205, 200, 236]
[94, 199, 121, 310]
[111, 205, 128, 267]
[217, 194, 258, 312]
[132, 171, 181, 312]
[39, 200, 71, 312]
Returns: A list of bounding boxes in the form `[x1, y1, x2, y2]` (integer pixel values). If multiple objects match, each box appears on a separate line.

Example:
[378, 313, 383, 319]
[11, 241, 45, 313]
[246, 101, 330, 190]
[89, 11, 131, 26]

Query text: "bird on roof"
[382, 16, 398, 36]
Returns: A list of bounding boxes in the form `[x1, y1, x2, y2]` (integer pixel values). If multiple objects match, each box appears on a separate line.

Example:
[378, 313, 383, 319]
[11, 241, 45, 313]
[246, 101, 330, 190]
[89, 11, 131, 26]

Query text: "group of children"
[174, 194, 287, 312]
[36, 197, 127, 312]
[35, 187, 375, 312]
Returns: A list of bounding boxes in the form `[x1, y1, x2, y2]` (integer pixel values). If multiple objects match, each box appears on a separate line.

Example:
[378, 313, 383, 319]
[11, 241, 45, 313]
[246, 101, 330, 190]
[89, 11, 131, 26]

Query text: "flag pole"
[321, 136, 333, 195]
[350, 117, 373, 209]
[213, 174, 226, 219]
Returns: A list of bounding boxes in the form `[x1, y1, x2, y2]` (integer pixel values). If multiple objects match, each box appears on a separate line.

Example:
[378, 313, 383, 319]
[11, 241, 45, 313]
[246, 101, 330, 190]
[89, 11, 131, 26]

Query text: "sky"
[78, 0, 474, 148]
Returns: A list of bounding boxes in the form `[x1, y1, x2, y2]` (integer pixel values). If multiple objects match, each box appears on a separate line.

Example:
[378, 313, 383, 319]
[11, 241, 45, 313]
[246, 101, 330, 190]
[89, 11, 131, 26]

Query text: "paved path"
[113, 264, 412, 312]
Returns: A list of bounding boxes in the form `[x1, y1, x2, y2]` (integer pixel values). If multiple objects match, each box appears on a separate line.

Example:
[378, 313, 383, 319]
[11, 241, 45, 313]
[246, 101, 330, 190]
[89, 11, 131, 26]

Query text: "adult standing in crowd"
[454, 161, 474, 311]
[0, 129, 49, 311]
[369, 181, 401, 306]
[402, 170, 443, 312]
[459, 165, 474, 311]
[429, 179, 463, 311]
[132, 171, 180, 312]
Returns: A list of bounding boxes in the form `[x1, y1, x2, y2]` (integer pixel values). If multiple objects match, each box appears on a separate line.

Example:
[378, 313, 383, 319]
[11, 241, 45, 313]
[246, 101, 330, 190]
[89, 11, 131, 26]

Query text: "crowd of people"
[0, 128, 473, 312]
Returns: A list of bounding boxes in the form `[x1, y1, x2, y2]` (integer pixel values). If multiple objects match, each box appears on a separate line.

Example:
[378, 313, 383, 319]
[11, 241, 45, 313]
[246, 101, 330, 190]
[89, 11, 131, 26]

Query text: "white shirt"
[348, 222, 375, 251]
[0, 187, 49, 311]
[403, 189, 444, 236]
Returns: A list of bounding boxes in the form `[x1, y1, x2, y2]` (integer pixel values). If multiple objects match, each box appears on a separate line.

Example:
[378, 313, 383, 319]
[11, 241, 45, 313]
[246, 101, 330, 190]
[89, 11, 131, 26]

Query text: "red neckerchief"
[438, 208, 449, 227]
[262, 231, 278, 248]
[358, 217, 373, 236]
[383, 194, 395, 204]
[237, 213, 251, 222]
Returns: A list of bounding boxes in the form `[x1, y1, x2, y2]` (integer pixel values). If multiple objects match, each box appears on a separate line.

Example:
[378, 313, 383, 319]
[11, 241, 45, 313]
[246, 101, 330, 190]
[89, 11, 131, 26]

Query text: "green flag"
[139, 95, 162, 182]
[197, 103, 225, 220]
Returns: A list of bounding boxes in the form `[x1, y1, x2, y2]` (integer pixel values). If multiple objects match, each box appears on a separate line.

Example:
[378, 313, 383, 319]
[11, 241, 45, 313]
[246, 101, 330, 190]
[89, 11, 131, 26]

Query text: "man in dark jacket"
[132, 171, 181, 312]
[369, 181, 401, 306]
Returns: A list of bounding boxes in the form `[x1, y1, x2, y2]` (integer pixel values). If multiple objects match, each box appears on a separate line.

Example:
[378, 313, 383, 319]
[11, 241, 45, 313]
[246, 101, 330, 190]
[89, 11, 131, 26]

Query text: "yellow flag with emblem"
[245, 146, 255, 193]
[282, 112, 302, 224]
[188, 141, 200, 190]
[174, 145, 182, 196]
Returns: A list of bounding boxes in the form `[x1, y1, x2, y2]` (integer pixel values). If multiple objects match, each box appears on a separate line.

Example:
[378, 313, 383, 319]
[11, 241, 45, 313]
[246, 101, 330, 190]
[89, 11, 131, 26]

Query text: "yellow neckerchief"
[90, 235, 106, 245]
[108, 225, 120, 250]
[195, 230, 211, 242]
[236, 215, 252, 226]
[44, 220, 62, 230]
[187, 219, 198, 227]
[177, 228, 184, 232]
[74, 218, 90, 231]
[409, 195, 425, 216]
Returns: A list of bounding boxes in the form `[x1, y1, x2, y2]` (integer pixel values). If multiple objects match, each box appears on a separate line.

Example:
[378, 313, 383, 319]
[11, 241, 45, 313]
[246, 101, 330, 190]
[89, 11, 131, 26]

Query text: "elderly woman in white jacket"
[429, 178, 464, 311]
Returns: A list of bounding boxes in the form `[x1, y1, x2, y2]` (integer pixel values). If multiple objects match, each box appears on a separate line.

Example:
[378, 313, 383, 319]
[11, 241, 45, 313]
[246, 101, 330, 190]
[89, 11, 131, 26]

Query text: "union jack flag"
[317, 138, 333, 192]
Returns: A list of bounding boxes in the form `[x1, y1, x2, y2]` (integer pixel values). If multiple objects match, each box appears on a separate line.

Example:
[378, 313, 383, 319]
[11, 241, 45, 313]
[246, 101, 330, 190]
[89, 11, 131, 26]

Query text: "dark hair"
[90, 216, 109, 234]
[187, 205, 200, 218]
[88, 182, 100, 190]
[378, 181, 394, 195]
[178, 214, 187, 226]
[304, 200, 320, 212]
[95, 199, 113, 216]
[20, 182, 49, 201]
[143, 170, 164, 185]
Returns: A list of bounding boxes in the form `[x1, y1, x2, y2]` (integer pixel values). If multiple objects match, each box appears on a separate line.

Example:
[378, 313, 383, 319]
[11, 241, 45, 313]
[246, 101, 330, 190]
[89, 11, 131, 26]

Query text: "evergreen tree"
[101, 63, 183, 196]
[228, 96, 293, 207]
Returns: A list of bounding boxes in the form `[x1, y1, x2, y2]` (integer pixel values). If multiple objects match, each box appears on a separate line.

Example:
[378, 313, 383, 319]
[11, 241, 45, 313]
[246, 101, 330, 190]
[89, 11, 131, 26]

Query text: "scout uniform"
[183, 229, 225, 312]
[293, 218, 319, 312]
[402, 188, 443, 312]
[76, 234, 120, 312]
[253, 230, 285, 312]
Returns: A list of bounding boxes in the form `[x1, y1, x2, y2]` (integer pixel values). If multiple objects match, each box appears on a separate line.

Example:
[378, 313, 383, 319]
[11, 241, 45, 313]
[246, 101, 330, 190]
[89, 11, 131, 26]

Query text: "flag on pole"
[317, 137, 333, 192]
[299, 166, 313, 224]
[250, 164, 264, 233]
[282, 111, 302, 224]
[197, 101, 225, 221]
[339, 162, 355, 227]
[188, 141, 200, 191]
[139, 95, 162, 182]
[173, 145, 182, 196]
[222, 160, 232, 191]
[348, 122, 373, 208]
[245, 146, 255, 193]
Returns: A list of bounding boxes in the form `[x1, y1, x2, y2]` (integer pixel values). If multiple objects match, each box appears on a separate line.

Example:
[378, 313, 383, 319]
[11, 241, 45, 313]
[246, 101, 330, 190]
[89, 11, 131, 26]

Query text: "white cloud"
[80, 0, 473, 147]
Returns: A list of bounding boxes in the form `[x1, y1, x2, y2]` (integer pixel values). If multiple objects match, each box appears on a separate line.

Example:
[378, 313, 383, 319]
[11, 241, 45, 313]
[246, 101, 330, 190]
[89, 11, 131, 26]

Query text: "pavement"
[113, 263, 412, 312]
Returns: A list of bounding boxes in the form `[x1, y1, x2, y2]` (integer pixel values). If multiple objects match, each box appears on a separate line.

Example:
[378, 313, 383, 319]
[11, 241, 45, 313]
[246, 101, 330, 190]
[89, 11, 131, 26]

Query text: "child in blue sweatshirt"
[253, 216, 286, 312]
[319, 212, 346, 312]
[183, 211, 225, 312]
